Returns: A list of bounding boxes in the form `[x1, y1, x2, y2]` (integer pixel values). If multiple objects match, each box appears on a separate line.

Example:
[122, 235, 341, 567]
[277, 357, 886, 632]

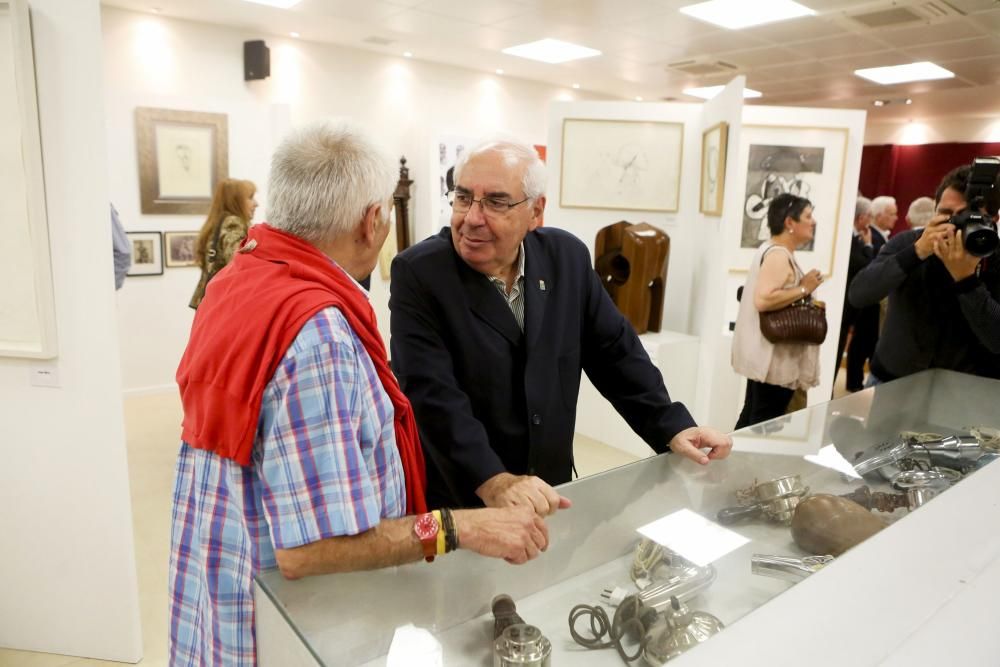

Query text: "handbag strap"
[761, 244, 810, 304]
[205, 216, 228, 275]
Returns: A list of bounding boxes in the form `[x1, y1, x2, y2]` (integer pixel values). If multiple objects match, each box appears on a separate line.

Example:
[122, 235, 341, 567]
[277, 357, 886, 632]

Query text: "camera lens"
[964, 223, 999, 257]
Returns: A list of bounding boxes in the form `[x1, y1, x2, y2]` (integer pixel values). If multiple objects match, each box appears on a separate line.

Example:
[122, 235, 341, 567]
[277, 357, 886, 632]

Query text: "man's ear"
[528, 195, 546, 231]
[359, 203, 383, 246]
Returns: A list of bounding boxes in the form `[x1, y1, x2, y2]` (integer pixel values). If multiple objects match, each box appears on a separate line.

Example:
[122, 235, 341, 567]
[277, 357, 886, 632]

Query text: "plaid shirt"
[168, 306, 406, 666]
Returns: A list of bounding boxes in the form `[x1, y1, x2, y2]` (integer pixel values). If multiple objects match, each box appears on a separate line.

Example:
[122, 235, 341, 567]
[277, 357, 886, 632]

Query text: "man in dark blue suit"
[834, 197, 874, 387]
[389, 138, 731, 511]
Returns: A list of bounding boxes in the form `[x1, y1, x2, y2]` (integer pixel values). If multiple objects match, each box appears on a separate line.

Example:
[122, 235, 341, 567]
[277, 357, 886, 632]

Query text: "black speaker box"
[244, 40, 270, 81]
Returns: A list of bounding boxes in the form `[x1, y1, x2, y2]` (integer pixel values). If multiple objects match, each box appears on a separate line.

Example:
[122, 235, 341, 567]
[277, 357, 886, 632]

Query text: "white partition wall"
[0, 0, 143, 661]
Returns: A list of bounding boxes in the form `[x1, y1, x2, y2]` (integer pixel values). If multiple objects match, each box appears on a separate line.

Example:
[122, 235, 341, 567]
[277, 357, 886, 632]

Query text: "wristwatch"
[414, 512, 441, 563]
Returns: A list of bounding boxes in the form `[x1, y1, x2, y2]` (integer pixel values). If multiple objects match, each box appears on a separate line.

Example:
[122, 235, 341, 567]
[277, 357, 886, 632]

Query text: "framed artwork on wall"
[700, 122, 729, 216]
[136, 107, 228, 215]
[126, 232, 164, 276]
[560, 118, 683, 212]
[164, 231, 199, 267]
[731, 125, 848, 273]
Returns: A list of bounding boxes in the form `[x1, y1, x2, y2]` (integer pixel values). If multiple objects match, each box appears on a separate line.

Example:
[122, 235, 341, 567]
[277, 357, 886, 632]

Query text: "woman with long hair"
[732, 193, 824, 429]
[189, 178, 257, 309]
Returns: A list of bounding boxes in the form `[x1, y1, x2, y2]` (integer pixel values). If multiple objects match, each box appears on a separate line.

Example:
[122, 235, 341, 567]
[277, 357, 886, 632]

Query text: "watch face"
[415, 513, 439, 540]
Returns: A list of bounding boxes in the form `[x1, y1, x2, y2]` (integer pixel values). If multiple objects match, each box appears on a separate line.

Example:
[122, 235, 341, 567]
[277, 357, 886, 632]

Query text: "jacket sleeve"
[954, 274, 1000, 354]
[388, 257, 506, 495]
[577, 252, 696, 452]
[849, 231, 923, 308]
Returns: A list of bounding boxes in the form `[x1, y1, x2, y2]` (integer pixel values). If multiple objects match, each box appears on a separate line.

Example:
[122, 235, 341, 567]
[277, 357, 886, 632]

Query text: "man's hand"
[934, 228, 980, 281]
[915, 215, 955, 260]
[669, 426, 732, 465]
[453, 506, 550, 564]
[476, 472, 572, 515]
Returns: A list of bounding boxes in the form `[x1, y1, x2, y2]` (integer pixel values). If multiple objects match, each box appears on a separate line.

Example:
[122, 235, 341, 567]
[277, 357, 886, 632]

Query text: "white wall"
[865, 115, 1000, 145]
[102, 7, 610, 393]
[0, 0, 142, 660]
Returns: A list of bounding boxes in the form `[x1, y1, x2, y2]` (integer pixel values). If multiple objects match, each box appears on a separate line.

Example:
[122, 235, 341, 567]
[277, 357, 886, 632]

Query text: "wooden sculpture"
[594, 221, 670, 335]
[393, 156, 413, 251]
[791, 495, 886, 557]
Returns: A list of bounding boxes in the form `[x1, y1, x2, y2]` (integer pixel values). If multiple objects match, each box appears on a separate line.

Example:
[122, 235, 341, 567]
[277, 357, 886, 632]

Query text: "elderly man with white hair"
[169, 122, 552, 666]
[389, 136, 732, 513]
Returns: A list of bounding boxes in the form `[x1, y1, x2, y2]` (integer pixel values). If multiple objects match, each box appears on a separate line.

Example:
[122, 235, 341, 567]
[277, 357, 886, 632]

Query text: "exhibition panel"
[256, 369, 1000, 666]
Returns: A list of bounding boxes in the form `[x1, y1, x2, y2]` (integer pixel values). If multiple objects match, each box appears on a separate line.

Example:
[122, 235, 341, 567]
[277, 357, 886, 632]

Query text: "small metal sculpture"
[716, 475, 809, 525]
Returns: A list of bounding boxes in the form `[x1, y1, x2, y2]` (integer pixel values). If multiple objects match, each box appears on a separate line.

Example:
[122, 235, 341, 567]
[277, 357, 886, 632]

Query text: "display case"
[255, 369, 1000, 666]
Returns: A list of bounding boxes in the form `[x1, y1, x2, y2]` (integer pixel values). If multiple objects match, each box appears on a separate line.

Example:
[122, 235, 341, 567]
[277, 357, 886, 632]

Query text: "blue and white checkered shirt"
[168, 305, 406, 666]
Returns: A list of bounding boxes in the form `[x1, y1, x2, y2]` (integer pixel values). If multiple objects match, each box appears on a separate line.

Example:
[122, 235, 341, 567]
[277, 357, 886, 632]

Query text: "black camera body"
[950, 156, 1000, 257]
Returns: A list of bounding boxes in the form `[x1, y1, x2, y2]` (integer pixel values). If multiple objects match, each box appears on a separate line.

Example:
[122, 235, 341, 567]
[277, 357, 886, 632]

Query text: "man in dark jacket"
[834, 196, 875, 388]
[389, 138, 732, 511]
[849, 164, 1000, 384]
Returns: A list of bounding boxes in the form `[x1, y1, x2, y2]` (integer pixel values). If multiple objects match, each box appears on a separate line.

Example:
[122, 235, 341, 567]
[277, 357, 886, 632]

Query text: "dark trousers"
[846, 306, 879, 391]
[833, 304, 856, 387]
[735, 380, 795, 430]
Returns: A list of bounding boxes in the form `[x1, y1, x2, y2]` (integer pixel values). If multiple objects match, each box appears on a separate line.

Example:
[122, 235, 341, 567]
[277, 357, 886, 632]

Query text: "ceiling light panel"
[679, 0, 815, 30]
[854, 61, 955, 85]
[502, 38, 601, 64]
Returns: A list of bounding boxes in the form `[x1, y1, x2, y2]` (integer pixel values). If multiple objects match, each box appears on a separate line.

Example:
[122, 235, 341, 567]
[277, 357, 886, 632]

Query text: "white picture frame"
[0, 0, 58, 359]
[731, 125, 848, 274]
[560, 118, 684, 212]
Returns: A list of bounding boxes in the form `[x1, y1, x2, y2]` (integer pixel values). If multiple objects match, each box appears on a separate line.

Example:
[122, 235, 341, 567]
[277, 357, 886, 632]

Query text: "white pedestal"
[574, 329, 700, 459]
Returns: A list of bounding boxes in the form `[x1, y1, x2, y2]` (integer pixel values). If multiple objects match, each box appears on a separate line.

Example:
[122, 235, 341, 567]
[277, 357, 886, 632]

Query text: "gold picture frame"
[699, 122, 728, 216]
[136, 107, 228, 215]
[560, 118, 684, 212]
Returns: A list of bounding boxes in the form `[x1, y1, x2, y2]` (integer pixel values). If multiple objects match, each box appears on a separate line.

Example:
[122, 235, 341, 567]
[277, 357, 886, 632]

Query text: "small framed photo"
[135, 107, 229, 215]
[126, 231, 163, 276]
[700, 122, 729, 216]
[164, 231, 199, 268]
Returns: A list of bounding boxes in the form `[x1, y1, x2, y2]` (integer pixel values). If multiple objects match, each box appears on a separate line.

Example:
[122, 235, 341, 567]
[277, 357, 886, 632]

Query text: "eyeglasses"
[448, 190, 530, 215]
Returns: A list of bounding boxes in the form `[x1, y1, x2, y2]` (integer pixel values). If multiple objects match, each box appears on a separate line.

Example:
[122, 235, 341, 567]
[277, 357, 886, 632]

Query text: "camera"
[950, 156, 1000, 257]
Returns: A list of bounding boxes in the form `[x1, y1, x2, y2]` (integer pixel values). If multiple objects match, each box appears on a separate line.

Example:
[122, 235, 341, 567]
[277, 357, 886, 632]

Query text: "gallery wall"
[102, 6, 610, 394]
[0, 0, 142, 659]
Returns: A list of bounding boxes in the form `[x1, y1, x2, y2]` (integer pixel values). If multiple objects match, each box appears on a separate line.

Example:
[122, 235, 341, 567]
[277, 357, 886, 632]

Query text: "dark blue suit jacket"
[389, 227, 695, 508]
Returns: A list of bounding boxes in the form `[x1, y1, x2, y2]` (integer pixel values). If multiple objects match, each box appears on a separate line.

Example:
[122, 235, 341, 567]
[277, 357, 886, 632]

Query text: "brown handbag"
[759, 298, 828, 345]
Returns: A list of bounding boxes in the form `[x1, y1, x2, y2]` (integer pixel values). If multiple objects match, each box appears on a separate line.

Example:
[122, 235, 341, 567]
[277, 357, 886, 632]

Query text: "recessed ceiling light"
[854, 61, 954, 85]
[905, 98, 913, 105]
[873, 99, 886, 107]
[151, 6, 162, 13]
[679, 0, 814, 30]
[635, 96, 644, 101]
[495, 68, 504, 75]
[502, 38, 601, 64]
[289, 31, 300, 38]
[572, 83, 580, 89]
[241, 0, 301, 8]
[403, 51, 413, 58]
[683, 85, 762, 100]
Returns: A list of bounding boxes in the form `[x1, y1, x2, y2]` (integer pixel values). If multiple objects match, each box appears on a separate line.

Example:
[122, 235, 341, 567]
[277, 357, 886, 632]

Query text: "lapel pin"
[539, 280, 546, 291]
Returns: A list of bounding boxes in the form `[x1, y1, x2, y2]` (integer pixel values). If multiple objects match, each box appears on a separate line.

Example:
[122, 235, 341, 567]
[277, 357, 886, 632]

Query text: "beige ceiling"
[104, 0, 1000, 121]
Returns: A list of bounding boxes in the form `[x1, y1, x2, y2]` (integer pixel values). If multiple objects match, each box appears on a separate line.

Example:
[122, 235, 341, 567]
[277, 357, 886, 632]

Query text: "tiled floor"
[0, 393, 638, 666]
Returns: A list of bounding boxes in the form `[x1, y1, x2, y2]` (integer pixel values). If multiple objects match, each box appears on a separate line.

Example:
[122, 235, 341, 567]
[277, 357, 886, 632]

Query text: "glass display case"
[255, 369, 1000, 666]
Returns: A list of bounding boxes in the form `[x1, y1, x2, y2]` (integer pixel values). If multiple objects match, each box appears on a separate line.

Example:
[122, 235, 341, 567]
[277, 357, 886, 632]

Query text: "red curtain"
[859, 142, 1000, 236]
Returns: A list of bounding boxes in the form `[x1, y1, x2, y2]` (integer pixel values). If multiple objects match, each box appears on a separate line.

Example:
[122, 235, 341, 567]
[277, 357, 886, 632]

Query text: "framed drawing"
[136, 107, 228, 215]
[0, 0, 58, 358]
[700, 122, 728, 216]
[560, 119, 683, 212]
[731, 125, 848, 273]
[126, 232, 164, 276]
[164, 231, 199, 267]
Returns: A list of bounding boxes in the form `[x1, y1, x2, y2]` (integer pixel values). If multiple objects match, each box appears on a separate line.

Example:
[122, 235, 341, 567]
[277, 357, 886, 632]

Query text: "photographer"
[848, 161, 1000, 383]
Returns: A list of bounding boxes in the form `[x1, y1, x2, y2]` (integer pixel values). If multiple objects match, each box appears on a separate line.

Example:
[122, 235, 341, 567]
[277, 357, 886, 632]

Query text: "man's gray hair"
[454, 136, 547, 200]
[907, 196, 936, 228]
[871, 195, 897, 218]
[855, 196, 872, 220]
[267, 120, 396, 243]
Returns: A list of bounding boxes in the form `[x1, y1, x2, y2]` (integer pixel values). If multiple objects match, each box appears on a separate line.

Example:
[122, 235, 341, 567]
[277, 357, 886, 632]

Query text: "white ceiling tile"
[820, 49, 919, 72]
[900, 36, 1000, 63]
[414, 0, 532, 25]
[717, 45, 810, 68]
[675, 30, 772, 57]
[754, 60, 838, 80]
[787, 33, 887, 59]
[875, 18, 986, 48]
[616, 13, 720, 41]
[943, 55, 1000, 86]
[971, 9, 1000, 31]
[741, 15, 847, 44]
[295, 0, 407, 23]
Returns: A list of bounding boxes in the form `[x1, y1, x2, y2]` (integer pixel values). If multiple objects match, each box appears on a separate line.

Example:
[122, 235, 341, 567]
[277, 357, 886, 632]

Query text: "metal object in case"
[493, 624, 551, 667]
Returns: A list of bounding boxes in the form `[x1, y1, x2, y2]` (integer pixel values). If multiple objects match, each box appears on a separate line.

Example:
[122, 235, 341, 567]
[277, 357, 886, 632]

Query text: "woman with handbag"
[732, 193, 826, 429]
[189, 179, 258, 309]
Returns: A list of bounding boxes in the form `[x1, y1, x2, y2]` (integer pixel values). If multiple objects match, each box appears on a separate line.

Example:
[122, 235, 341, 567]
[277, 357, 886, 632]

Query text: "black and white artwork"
[741, 144, 825, 250]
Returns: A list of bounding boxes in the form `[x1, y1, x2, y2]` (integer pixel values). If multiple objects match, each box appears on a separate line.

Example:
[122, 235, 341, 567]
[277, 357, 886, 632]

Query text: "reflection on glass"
[804, 443, 862, 479]
[637, 509, 749, 567]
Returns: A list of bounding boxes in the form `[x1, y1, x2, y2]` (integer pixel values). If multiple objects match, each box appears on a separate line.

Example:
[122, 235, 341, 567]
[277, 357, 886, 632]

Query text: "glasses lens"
[483, 197, 509, 214]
